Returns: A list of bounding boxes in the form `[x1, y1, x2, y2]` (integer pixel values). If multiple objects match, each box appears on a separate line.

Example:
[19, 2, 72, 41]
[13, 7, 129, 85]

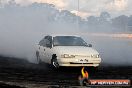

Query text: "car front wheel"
[51, 57, 59, 69]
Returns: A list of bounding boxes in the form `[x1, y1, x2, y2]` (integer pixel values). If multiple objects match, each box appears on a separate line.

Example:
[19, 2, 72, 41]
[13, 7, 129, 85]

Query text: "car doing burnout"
[36, 35, 101, 68]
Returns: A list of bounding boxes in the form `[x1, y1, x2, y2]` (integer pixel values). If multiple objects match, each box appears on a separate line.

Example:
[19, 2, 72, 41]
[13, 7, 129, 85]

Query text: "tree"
[112, 15, 128, 32]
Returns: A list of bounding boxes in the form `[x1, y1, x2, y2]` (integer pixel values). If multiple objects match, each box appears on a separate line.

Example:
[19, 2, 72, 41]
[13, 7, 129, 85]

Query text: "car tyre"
[36, 51, 41, 64]
[51, 57, 59, 69]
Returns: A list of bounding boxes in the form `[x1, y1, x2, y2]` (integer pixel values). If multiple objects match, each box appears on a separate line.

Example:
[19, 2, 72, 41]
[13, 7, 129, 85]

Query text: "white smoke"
[0, 3, 78, 63]
[0, 2, 132, 65]
[0, 0, 132, 18]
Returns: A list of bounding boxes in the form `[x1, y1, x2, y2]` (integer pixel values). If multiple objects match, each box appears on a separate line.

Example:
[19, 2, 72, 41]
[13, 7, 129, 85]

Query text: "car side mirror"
[88, 44, 92, 47]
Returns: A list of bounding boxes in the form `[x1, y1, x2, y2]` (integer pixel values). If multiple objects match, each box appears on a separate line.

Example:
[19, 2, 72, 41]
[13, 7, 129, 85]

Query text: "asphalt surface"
[0, 56, 132, 88]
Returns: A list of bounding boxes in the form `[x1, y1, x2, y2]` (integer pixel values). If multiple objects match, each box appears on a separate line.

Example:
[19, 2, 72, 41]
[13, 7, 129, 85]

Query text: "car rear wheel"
[36, 51, 41, 64]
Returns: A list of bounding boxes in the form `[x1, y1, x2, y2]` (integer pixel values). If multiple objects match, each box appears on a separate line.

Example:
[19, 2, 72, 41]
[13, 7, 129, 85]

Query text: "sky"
[0, 0, 132, 17]
[0, 0, 132, 18]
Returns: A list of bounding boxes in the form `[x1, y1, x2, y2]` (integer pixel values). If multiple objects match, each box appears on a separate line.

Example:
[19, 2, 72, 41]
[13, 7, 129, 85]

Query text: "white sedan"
[36, 35, 101, 69]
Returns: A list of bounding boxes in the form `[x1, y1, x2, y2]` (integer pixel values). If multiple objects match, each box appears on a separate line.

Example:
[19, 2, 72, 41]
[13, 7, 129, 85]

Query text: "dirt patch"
[0, 56, 131, 88]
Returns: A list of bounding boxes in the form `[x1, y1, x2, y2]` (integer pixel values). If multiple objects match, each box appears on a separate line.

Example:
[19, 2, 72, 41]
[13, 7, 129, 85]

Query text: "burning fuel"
[78, 67, 90, 86]
[81, 67, 89, 78]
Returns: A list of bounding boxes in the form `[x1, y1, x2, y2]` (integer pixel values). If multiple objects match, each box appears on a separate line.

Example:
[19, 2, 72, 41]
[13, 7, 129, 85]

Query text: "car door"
[38, 37, 47, 62]
[44, 36, 53, 64]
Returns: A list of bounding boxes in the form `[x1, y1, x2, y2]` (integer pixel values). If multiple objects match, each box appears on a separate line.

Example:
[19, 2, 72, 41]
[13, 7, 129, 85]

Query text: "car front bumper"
[59, 63, 100, 67]
[57, 58, 101, 67]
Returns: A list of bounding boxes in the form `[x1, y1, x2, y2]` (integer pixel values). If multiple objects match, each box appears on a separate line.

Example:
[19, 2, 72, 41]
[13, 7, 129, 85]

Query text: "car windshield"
[53, 36, 88, 46]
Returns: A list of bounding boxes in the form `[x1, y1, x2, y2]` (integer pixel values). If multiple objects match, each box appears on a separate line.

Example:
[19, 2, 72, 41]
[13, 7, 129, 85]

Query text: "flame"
[79, 67, 89, 80]
[78, 67, 91, 86]
[81, 67, 89, 78]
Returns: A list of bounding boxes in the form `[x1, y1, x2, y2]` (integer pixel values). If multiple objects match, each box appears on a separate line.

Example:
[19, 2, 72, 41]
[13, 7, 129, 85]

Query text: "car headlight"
[61, 54, 75, 58]
[91, 54, 100, 58]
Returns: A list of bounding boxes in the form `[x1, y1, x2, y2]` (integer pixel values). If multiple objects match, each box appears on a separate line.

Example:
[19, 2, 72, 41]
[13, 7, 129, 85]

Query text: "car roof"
[46, 34, 81, 37]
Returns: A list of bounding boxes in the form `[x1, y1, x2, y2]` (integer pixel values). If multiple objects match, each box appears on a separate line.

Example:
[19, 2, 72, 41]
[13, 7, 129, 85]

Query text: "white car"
[36, 35, 101, 68]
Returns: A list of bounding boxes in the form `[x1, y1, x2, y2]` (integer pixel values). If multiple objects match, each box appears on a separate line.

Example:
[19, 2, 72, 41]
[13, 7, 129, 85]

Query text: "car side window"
[39, 38, 46, 47]
[39, 36, 52, 47]
[45, 36, 52, 48]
